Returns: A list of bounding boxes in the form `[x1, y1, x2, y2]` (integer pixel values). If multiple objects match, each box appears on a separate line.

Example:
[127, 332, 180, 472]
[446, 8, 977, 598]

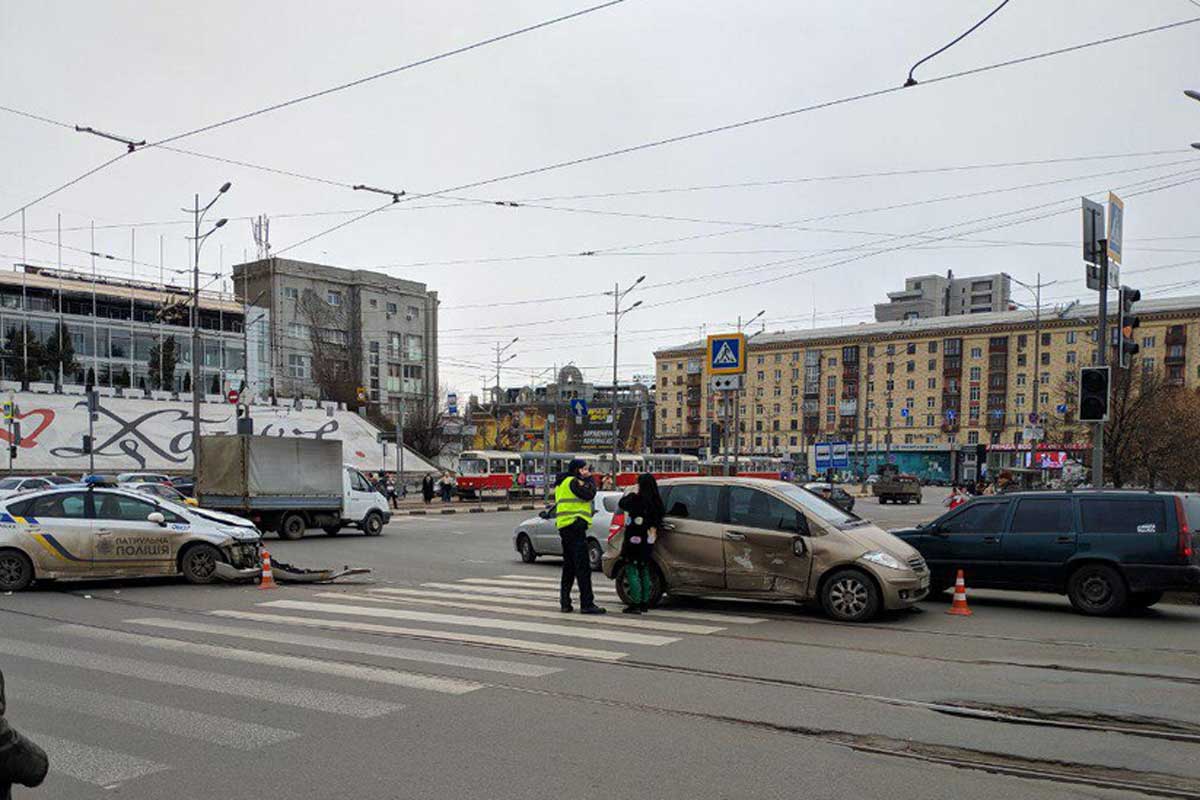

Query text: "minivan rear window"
[1080, 498, 1167, 535]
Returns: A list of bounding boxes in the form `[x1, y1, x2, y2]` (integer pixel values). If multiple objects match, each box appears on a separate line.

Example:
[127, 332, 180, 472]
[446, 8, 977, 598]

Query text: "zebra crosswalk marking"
[369, 586, 752, 624]
[420, 582, 619, 600]
[24, 732, 170, 787]
[17, 678, 299, 749]
[57, 624, 483, 696]
[211, 609, 629, 661]
[420, 581, 768, 625]
[256, 600, 680, 646]
[125, 617, 561, 677]
[459, 577, 620, 596]
[0, 637, 401, 718]
[331, 591, 724, 635]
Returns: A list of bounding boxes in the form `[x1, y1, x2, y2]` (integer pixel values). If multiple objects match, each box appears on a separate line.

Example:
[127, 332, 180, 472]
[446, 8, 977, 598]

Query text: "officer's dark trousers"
[558, 519, 595, 609]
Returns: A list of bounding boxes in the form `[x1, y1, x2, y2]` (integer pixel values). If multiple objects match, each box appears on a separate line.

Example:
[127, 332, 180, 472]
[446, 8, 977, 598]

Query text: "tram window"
[489, 459, 507, 473]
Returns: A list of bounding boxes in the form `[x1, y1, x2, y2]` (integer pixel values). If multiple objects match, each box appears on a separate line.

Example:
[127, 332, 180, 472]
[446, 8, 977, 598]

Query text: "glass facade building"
[0, 264, 259, 395]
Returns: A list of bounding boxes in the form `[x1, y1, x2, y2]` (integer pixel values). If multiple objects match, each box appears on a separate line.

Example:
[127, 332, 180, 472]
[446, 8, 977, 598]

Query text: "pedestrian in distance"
[0, 669, 49, 800]
[421, 473, 435, 505]
[385, 474, 398, 510]
[554, 458, 607, 615]
[439, 472, 455, 503]
[617, 473, 664, 614]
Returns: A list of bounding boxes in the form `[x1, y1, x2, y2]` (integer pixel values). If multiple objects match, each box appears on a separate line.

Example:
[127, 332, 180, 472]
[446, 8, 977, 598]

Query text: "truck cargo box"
[198, 435, 343, 510]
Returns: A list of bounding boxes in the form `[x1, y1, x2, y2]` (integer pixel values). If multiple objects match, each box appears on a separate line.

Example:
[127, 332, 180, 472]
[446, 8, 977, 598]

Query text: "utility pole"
[398, 314, 408, 492]
[1092, 239, 1109, 486]
[606, 277, 644, 484]
[185, 183, 231, 479]
[493, 337, 518, 447]
[543, 412, 553, 502]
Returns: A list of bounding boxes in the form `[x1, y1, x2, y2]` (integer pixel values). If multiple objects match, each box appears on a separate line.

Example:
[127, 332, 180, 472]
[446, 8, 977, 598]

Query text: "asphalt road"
[3, 491, 1199, 800]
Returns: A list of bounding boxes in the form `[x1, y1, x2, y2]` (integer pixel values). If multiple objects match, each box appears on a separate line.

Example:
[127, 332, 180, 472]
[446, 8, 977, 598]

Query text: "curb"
[389, 505, 539, 517]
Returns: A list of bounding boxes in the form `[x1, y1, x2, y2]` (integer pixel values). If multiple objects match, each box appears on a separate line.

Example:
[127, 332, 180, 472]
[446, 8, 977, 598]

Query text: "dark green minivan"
[892, 490, 1200, 615]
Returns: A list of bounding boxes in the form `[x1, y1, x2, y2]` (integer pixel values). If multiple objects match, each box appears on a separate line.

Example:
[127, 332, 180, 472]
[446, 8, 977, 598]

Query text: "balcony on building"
[1164, 326, 1186, 366]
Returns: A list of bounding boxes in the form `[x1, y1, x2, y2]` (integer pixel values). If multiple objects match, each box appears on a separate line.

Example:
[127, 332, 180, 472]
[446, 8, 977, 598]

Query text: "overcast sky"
[2, 1, 1198, 398]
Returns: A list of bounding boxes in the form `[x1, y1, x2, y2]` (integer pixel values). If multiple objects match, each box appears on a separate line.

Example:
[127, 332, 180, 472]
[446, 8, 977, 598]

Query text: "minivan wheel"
[1067, 563, 1128, 616]
[516, 533, 537, 563]
[587, 538, 603, 572]
[1129, 590, 1164, 610]
[0, 549, 34, 592]
[615, 562, 664, 608]
[821, 569, 881, 622]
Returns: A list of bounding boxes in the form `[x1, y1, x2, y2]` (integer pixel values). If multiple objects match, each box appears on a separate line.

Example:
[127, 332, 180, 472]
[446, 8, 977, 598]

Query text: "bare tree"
[1044, 366, 1200, 488]
[297, 289, 360, 406]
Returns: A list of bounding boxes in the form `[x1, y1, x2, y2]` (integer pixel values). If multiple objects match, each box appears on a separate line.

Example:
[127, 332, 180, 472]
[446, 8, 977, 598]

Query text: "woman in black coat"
[616, 473, 665, 614]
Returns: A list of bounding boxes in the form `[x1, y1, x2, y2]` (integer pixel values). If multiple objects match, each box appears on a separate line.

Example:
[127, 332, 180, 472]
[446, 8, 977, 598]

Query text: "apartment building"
[874, 270, 1012, 321]
[233, 258, 438, 420]
[656, 294, 1200, 481]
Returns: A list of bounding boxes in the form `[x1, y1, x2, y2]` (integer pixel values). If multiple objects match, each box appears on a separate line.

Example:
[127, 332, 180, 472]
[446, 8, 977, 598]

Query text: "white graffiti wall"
[0, 393, 437, 475]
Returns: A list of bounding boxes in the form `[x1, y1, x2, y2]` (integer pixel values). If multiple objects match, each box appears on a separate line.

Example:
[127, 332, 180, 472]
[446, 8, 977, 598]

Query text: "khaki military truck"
[871, 465, 923, 505]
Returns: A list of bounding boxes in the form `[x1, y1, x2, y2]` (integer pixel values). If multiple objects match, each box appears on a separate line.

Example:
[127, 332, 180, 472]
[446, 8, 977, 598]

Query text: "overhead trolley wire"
[0, 0, 630, 223]
[267, 15, 1200, 257]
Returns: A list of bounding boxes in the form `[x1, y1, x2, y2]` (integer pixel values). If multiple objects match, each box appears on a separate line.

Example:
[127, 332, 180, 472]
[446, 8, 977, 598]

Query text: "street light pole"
[186, 182, 231, 479]
[606, 277, 644, 485]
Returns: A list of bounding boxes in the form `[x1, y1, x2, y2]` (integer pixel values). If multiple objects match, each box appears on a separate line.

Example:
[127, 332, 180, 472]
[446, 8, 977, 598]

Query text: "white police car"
[0, 477, 262, 592]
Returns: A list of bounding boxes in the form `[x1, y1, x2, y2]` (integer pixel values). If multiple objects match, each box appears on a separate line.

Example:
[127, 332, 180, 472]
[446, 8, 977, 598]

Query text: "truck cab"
[338, 465, 391, 536]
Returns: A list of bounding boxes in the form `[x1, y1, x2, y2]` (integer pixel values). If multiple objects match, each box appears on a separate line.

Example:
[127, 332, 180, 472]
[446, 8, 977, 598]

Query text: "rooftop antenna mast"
[251, 215, 271, 260]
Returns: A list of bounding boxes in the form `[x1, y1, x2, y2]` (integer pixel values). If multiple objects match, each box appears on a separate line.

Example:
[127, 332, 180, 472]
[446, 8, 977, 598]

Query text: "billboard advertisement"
[468, 405, 644, 453]
[862, 451, 952, 482]
[1026, 450, 1071, 469]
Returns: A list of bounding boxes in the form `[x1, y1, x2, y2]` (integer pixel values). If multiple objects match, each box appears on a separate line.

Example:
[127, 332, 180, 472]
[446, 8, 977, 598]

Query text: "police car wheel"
[0, 548, 33, 592]
[587, 539, 603, 572]
[180, 544, 223, 585]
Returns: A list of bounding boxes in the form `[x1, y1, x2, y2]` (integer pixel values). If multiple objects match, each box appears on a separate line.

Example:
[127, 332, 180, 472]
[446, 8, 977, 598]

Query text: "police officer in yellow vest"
[554, 459, 607, 614]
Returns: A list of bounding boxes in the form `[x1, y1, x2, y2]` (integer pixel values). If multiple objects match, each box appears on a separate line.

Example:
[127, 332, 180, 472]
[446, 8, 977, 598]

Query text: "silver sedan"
[512, 491, 622, 572]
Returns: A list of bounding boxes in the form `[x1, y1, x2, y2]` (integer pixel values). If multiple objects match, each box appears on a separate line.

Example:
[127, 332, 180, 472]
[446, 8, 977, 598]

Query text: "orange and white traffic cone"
[946, 569, 971, 616]
[258, 549, 278, 590]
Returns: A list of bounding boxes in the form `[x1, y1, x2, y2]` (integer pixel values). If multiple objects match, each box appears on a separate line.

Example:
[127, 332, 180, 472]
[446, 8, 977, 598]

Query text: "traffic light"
[1078, 366, 1111, 422]
[1117, 286, 1141, 368]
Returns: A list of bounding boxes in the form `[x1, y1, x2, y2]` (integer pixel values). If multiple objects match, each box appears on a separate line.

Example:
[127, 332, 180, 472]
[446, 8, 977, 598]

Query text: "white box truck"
[197, 435, 391, 540]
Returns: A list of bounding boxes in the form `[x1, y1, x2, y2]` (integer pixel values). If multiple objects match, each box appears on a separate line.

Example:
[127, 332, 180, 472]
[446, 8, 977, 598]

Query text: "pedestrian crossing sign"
[707, 333, 746, 375]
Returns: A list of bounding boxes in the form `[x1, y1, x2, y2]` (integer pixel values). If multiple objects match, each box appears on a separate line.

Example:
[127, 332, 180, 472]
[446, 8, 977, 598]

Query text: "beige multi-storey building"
[654, 295, 1200, 482]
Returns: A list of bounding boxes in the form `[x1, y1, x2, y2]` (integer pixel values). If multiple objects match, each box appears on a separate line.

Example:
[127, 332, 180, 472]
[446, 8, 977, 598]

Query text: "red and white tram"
[455, 450, 700, 496]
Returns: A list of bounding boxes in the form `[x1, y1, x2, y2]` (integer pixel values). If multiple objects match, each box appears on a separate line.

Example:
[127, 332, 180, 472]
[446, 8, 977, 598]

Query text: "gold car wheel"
[823, 570, 879, 621]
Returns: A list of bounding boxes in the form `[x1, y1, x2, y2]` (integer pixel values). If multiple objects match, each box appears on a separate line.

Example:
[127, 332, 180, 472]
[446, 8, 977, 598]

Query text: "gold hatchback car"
[601, 477, 929, 622]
